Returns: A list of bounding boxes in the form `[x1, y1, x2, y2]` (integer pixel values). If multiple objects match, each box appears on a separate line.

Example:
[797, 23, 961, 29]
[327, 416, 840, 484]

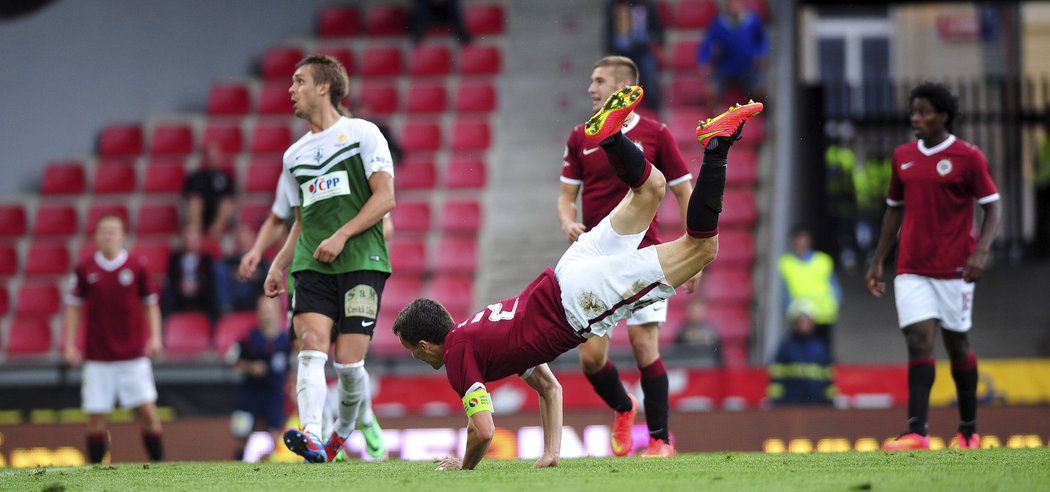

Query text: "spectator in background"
[217, 223, 269, 314]
[185, 141, 236, 240]
[63, 214, 165, 463]
[778, 226, 841, 354]
[604, 0, 664, 114]
[767, 300, 835, 406]
[410, 0, 472, 45]
[163, 224, 219, 321]
[697, 0, 768, 113]
[673, 296, 722, 365]
[228, 296, 292, 461]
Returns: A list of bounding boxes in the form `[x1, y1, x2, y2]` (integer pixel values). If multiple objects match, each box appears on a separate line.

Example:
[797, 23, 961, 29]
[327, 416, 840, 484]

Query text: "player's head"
[94, 214, 125, 255]
[290, 55, 349, 119]
[909, 82, 958, 139]
[589, 56, 639, 112]
[392, 298, 455, 369]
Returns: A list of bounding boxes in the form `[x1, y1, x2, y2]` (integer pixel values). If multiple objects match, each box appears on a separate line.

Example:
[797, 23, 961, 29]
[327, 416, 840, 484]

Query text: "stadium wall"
[0, 0, 332, 194]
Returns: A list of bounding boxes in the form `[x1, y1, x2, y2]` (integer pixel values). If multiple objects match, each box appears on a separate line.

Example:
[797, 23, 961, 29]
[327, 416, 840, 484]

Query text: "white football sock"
[296, 350, 328, 438]
[333, 361, 367, 438]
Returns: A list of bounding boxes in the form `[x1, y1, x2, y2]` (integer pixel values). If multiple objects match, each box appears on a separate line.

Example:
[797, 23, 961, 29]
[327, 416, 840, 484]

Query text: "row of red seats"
[315, 4, 505, 39]
[260, 43, 501, 81]
[98, 118, 491, 157]
[653, 0, 769, 31]
[209, 80, 498, 117]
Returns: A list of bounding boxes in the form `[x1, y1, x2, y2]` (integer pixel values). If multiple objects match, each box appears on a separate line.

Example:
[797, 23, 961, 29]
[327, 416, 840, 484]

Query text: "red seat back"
[40, 161, 87, 196]
[163, 312, 213, 357]
[99, 124, 144, 157]
[92, 159, 137, 194]
[33, 204, 79, 237]
[6, 316, 53, 356]
[24, 242, 70, 277]
[16, 281, 61, 317]
[142, 157, 187, 194]
[318, 6, 361, 38]
[214, 311, 258, 356]
[262, 46, 304, 80]
[207, 83, 251, 116]
[150, 124, 195, 156]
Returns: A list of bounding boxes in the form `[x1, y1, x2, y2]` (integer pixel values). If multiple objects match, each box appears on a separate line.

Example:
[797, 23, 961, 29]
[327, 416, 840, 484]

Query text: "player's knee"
[643, 167, 666, 198]
[686, 235, 718, 267]
[579, 353, 607, 374]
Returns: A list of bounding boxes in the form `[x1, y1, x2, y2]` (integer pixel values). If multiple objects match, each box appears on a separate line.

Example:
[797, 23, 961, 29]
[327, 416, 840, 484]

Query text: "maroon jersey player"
[395, 88, 762, 470]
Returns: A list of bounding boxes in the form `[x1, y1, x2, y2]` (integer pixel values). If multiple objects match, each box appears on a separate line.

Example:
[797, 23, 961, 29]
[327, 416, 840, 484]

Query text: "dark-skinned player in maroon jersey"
[63, 214, 165, 463]
[394, 87, 762, 470]
[866, 82, 1001, 451]
[558, 55, 694, 458]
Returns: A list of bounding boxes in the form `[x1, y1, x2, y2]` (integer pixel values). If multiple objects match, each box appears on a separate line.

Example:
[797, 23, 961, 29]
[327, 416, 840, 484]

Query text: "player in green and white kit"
[265, 55, 395, 463]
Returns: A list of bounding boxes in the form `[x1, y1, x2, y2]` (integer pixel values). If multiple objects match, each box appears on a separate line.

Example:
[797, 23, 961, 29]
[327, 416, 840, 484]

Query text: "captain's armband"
[462, 388, 493, 417]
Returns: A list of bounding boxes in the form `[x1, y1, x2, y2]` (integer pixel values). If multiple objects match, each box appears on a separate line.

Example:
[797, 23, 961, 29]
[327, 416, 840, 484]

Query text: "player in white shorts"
[866, 83, 1001, 451]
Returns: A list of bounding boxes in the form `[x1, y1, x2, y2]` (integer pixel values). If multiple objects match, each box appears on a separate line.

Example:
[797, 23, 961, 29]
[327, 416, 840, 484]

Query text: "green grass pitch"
[3, 448, 1048, 491]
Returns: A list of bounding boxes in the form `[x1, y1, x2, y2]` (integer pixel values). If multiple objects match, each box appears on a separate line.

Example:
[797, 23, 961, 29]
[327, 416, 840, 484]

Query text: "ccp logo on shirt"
[300, 170, 350, 207]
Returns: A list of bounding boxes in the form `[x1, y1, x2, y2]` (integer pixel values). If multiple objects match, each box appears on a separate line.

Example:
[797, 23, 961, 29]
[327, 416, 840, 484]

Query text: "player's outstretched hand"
[435, 457, 463, 471]
[562, 222, 586, 243]
[239, 250, 262, 279]
[962, 249, 989, 283]
[865, 262, 886, 298]
[63, 345, 82, 367]
[314, 233, 348, 263]
[147, 335, 164, 358]
[682, 271, 702, 294]
[533, 454, 560, 468]
[264, 267, 286, 298]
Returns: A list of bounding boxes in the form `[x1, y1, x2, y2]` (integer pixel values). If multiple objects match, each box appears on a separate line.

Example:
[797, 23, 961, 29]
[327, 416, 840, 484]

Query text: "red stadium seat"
[0, 284, 8, 315]
[670, 40, 700, 72]
[432, 236, 477, 273]
[383, 273, 424, 308]
[142, 157, 187, 194]
[655, 0, 672, 26]
[15, 281, 61, 317]
[388, 240, 428, 276]
[132, 239, 171, 277]
[726, 147, 758, 186]
[203, 123, 244, 154]
[742, 0, 770, 22]
[738, 116, 766, 146]
[356, 83, 399, 114]
[465, 4, 505, 35]
[400, 122, 441, 153]
[164, 312, 213, 358]
[251, 123, 293, 155]
[716, 230, 755, 268]
[150, 124, 195, 156]
[454, 83, 496, 113]
[451, 120, 491, 151]
[721, 189, 757, 227]
[674, 0, 717, 29]
[243, 155, 284, 194]
[5, 316, 53, 356]
[707, 306, 751, 343]
[405, 82, 447, 114]
[0, 246, 17, 277]
[0, 204, 27, 238]
[258, 82, 293, 115]
[425, 274, 474, 321]
[657, 194, 683, 231]
[214, 311, 258, 356]
[207, 83, 251, 117]
[85, 203, 130, 233]
[408, 45, 452, 77]
[25, 242, 70, 277]
[458, 45, 501, 75]
[445, 158, 487, 189]
[40, 161, 86, 196]
[238, 200, 274, 230]
[136, 203, 180, 236]
[669, 73, 708, 107]
[371, 308, 404, 356]
[98, 124, 144, 157]
[32, 204, 78, 237]
[396, 160, 437, 190]
[439, 200, 482, 236]
[316, 47, 354, 75]
[390, 200, 431, 235]
[667, 109, 702, 147]
[699, 267, 752, 304]
[317, 6, 361, 38]
[361, 46, 402, 77]
[92, 159, 137, 194]
[262, 46, 304, 80]
[364, 5, 408, 36]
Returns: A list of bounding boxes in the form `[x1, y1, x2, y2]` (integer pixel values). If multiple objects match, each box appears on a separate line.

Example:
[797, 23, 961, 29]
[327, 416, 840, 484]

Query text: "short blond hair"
[594, 56, 639, 85]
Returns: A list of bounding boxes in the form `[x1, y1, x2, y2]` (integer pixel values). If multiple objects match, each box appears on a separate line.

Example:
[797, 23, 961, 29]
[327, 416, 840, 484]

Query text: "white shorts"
[893, 274, 975, 332]
[555, 217, 675, 339]
[82, 357, 158, 413]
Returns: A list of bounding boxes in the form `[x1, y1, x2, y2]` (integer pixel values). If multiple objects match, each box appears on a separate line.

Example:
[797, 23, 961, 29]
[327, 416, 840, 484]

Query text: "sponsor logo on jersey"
[936, 159, 953, 176]
[901, 161, 915, 170]
[583, 147, 600, 156]
[335, 134, 348, 148]
[300, 170, 350, 207]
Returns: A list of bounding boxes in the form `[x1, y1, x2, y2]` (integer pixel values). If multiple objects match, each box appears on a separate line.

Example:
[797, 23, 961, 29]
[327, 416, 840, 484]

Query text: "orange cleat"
[953, 433, 981, 450]
[640, 438, 676, 458]
[323, 431, 347, 462]
[610, 394, 638, 457]
[696, 100, 764, 148]
[584, 86, 645, 142]
[882, 433, 931, 451]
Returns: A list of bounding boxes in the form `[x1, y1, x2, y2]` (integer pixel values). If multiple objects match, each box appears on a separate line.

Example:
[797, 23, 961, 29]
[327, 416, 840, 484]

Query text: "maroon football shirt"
[561, 114, 691, 248]
[443, 268, 582, 397]
[888, 135, 999, 279]
[67, 250, 159, 361]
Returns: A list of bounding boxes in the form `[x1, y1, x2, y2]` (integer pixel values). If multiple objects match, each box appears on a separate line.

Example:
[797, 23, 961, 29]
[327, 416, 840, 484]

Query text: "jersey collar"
[94, 249, 129, 272]
[918, 134, 956, 156]
[621, 113, 641, 134]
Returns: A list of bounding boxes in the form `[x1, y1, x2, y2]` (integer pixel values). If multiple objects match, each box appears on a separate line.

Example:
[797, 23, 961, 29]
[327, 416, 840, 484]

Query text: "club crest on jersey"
[936, 159, 953, 176]
[300, 170, 350, 207]
[119, 268, 134, 286]
[313, 148, 324, 164]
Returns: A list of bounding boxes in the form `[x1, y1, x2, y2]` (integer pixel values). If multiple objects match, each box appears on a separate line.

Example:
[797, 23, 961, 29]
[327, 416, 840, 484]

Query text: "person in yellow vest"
[778, 226, 841, 355]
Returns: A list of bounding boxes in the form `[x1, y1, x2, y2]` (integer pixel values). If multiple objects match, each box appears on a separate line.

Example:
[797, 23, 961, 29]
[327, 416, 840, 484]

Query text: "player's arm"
[265, 208, 302, 298]
[383, 214, 394, 241]
[437, 384, 496, 471]
[557, 182, 586, 242]
[145, 300, 163, 358]
[208, 197, 236, 239]
[865, 206, 903, 297]
[314, 171, 395, 263]
[62, 303, 82, 366]
[964, 199, 1001, 283]
[240, 213, 288, 279]
[523, 363, 563, 468]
